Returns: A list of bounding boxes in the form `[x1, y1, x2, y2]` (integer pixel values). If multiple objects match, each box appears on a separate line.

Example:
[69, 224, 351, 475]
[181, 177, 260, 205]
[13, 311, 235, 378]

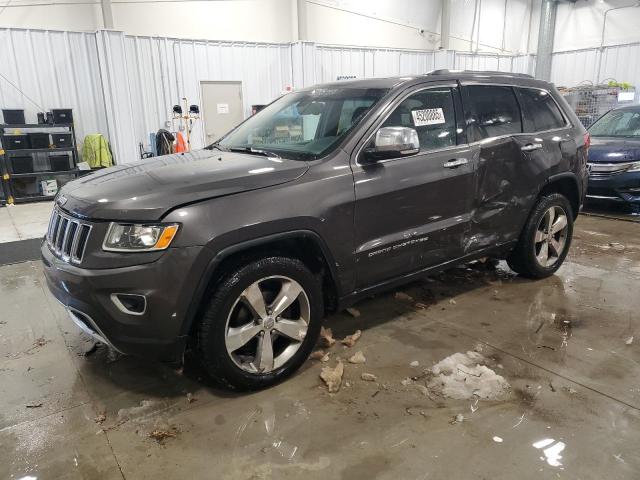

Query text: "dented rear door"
[460, 84, 533, 252]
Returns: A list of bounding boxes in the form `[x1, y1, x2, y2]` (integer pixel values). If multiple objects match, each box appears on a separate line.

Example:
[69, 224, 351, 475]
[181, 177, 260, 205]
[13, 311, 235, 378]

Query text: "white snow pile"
[427, 351, 510, 400]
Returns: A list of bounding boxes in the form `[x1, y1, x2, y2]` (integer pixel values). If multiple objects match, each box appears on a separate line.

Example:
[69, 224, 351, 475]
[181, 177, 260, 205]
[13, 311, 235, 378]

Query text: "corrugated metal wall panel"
[511, 55, 536, 75]
[598, 43, 640, 87]
[23, 28, 640, 169]
[549, 44, 640, 90]
[550, 49, 600, 87]
[0, 28, 108, 148]
[99, 33, 293, 161]
[306, 44, 436, 85]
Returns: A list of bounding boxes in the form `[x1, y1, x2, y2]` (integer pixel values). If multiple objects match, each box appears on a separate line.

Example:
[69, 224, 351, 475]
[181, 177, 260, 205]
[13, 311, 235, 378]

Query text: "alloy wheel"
[224, 275, 310, 374]
[534, 205, 569, 268]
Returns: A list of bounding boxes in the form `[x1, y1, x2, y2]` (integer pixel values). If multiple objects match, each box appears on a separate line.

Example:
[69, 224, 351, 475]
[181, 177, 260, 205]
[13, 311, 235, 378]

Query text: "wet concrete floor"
[1, 214, 639, 479]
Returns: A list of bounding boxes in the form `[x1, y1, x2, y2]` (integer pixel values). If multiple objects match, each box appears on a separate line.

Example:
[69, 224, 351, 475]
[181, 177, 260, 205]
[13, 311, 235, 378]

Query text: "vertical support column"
[440, 0, 451, 50]
[297, 0, 307, 42]
[534, 0, 557, 81]
[291, 0, 299, 42]
[101, 0, 114, 29]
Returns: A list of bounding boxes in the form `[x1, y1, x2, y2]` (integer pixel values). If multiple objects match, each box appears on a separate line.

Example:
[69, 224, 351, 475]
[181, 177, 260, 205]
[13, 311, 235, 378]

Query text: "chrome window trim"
[354, 83, 462, 167]
[459, 82, 572, 130]
[354, 82, 573, 167]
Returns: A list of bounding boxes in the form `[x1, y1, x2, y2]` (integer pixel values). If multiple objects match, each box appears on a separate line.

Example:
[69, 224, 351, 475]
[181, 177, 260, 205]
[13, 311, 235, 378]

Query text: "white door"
[201, 81, 244, 144]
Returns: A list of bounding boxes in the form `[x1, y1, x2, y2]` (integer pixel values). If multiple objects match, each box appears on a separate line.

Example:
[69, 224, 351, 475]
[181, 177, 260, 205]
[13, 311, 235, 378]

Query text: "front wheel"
[507, 193, 574, 279]
[197, 256, 323, 390]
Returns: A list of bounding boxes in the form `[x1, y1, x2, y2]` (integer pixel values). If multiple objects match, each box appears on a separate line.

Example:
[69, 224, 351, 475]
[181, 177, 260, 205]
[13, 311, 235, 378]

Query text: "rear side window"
[463, 85, 522, 141]
[516, 88, 566, 132]
[381, 87, 457, 151]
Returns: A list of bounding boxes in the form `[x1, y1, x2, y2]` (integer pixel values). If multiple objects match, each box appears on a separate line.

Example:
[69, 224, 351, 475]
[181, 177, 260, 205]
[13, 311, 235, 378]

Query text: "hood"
[59, 149, 309, 221]
[588, 137, 640, 163]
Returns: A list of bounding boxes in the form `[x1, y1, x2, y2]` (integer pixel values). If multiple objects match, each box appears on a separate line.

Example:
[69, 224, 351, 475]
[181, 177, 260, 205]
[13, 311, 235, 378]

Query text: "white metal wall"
[1, 27, 559, 167]
[551, 43, 640, 92]
[98, 31, 293, 162]
[0, 28, 108, 145]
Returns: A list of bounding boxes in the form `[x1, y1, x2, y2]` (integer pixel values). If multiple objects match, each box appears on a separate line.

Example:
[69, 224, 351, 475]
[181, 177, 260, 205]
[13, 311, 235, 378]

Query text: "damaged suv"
[43, 70, 588, 390]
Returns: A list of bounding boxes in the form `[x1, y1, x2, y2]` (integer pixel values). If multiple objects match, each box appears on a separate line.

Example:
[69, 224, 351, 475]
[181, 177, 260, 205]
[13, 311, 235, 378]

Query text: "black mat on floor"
[0, 238, 43, 266]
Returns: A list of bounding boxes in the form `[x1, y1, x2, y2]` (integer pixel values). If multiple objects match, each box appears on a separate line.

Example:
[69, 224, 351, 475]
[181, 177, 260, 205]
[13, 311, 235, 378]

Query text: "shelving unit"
[0, 122, 80, 204]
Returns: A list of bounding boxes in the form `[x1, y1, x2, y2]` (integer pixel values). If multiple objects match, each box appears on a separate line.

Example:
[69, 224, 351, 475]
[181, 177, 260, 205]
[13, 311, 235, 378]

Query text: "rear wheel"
[507, 193, 573, 279]
[197, 256, 322, 390]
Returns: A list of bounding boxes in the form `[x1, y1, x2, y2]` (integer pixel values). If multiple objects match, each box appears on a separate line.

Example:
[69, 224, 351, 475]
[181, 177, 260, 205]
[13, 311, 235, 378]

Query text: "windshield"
[216, 87, 389, 160]
[589, 109, 640, 137]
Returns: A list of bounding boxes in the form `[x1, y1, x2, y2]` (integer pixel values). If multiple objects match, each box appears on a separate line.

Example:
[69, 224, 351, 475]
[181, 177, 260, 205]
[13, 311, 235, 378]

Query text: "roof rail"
[427, 69, 534, 79]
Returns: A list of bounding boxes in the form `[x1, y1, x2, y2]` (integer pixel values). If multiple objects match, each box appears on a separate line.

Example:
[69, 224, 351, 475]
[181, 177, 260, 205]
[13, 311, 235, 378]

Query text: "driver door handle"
[443, 158, 468, 169]
[521, 143, 543, 152]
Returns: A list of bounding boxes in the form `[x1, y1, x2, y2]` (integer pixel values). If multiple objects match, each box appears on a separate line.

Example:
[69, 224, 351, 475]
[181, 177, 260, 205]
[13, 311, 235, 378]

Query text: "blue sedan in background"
[587, 106, 640, 205]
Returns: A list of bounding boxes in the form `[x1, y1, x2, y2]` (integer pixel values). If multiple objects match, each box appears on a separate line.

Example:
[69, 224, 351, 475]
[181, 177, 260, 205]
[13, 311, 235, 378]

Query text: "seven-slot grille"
[46, 208, 92, 264]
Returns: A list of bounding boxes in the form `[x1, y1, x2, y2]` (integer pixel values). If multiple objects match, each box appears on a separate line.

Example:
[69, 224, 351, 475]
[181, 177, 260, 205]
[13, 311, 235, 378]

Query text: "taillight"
[583, 132, 591, 150]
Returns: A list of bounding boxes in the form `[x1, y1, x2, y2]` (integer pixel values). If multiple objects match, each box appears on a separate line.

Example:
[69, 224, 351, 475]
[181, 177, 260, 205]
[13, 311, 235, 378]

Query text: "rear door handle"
[443, 158, 469, 169]
[521, 143, 543, 152]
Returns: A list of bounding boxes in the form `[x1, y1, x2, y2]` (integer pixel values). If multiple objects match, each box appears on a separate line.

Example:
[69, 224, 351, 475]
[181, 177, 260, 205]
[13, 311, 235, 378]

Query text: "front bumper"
[42, 240, 205, 362]
[587, 171, 640, 203]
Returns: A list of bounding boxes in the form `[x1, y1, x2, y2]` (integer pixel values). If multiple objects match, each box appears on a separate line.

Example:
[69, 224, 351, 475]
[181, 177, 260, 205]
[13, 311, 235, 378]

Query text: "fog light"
[111, 293, 147, 315]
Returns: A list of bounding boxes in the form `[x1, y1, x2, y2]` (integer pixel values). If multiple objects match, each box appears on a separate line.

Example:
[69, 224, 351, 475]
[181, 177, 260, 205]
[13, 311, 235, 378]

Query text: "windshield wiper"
[206, 143, 229, 151]
[229, 146, 281, 158]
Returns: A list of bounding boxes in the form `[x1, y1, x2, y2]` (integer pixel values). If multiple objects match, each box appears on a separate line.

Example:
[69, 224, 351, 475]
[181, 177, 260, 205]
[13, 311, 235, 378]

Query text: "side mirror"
[362, 127, 420, 162]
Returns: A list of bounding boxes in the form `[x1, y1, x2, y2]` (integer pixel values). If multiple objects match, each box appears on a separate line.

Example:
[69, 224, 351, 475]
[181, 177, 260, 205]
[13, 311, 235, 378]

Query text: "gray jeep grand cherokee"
[42, 70, 589, 390]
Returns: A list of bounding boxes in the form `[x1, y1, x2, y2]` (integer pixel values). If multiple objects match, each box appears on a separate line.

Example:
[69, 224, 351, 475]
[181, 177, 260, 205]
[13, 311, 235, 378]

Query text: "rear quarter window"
[516, 88, 566, 132]
[463, 85, 522, 141]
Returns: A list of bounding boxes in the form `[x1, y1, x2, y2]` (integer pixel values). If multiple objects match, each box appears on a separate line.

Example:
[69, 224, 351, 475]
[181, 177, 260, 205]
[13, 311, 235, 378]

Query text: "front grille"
[46, 207, 92, 264]
[587, 162, 634, 179]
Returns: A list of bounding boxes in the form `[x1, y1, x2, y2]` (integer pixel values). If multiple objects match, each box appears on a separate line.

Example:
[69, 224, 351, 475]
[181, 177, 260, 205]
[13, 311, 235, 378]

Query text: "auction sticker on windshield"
[412, 108, 446, 126]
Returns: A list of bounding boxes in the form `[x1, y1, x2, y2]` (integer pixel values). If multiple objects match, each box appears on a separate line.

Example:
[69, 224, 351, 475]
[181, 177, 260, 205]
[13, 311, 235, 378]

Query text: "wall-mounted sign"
[217, 103, 230, 114]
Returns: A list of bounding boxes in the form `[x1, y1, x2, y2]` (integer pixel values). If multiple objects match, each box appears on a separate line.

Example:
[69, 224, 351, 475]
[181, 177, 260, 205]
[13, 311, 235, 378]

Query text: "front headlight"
[103, 223, 179, 252]
[627, 161, 640, 172]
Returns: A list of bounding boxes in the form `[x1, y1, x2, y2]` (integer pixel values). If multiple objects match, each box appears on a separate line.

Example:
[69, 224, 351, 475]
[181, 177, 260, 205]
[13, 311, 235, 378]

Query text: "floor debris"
[493, 436, 504, 443]
[341, 330, 362, 347]
[409, 360, 420, 367]
[320, 361, 344, 393]
[345, 307, 361, 318]
[25, 402, 43, 408]
[415, 302, 429, 309]
[186, 393, 196, 404]
[361, 373, 377, 382]
[94, 413, 106, 424]
[410, 384, 429, 396]
[319, 327, 336, 348]
[394, 291, 414, 302]
[33, 337, 49, 348]
[449, 299, 457, 305]
[625, 336, 634, 345]
[348, 351, 366, 364]
[310, 350, 326, 360]
[450, 413, 464, 424]
[427, 351, 510, 400]
[609, 242, 626, 251]
[148, 427, 179, 444]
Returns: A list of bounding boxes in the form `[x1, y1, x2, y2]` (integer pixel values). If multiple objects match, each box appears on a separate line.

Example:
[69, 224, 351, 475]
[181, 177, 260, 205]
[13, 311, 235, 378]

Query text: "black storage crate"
[2, 109, 26, 125]
[29, 132, 50, 149]
[11, 155, 34, 174]
[51, 133, 72, 148]
[51, 109, 73, 124]
[49, 154, 70, 171]
[2, 134, 31, 150]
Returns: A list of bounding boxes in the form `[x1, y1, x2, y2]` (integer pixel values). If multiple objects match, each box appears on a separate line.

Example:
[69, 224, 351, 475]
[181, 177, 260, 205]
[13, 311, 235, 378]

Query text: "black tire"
[197, 256, 323, 390]
[507, 193, 574, 279]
